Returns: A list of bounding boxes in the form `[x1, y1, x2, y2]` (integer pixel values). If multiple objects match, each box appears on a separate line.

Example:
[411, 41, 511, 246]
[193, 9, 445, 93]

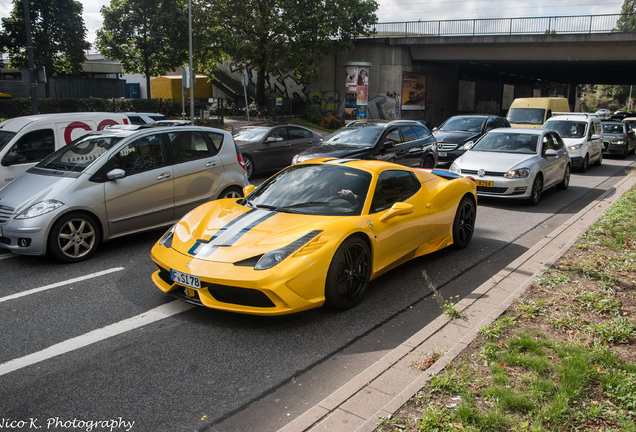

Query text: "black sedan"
[292, 120, 438, 168]
[434, 114, 510, 164]
[602, 121, 636, 158]
[233, 124, 323, 178]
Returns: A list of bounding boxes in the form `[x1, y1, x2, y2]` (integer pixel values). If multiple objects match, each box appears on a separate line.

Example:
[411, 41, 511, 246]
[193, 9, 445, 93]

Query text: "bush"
[319, 116, 344, 130]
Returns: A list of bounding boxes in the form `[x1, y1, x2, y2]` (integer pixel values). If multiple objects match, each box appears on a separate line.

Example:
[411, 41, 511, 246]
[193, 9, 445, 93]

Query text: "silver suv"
[0, 125, 249, 262]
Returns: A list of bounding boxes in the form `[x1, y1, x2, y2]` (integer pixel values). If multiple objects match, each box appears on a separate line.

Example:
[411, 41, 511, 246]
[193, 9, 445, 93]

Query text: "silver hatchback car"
[0, 125, 249, 262]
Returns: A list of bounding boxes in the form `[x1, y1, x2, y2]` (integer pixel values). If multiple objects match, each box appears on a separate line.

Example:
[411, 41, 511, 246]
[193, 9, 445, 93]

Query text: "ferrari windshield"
[233, 127, 269, 141]
[37, 133, 124, 172]
[244, 164, 372, 216]
[439, 117, 485, 132]
[322, 127, 383, 147]
[472, 132, 538, 154]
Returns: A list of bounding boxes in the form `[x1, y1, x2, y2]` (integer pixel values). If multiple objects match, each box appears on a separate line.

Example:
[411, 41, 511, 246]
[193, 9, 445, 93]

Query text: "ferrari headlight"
[255, 230, 322, 270]
[504, 168, 530, 179]
[568, 143, 582, 151]
[15, 200, 64, 219]
[159, 225, 176, 248]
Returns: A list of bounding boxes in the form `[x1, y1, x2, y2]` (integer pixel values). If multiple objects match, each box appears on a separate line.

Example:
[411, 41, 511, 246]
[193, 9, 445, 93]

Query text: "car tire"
[420, 155, 436, 169]
[580, 154, 589, 172]
[622, 145, 629, 159]
[528, 174, 543, 206]
[218, 186, 243, 199]
[325, 236, 371, 310]
[594, 151, 603, 166]
[452, 196, 476, 249]
[556, 164, 570, 190]
[243, 156, 254, 179]
[48, 212, 101, 263]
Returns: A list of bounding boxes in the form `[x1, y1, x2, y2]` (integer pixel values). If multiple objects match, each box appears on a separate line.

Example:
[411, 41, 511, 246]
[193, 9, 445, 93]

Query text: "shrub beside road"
[377, 187, 636, 432]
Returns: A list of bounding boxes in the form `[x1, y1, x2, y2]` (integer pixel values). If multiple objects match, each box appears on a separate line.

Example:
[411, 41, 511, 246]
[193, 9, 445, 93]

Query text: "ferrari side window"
[371, 170, 420, 213]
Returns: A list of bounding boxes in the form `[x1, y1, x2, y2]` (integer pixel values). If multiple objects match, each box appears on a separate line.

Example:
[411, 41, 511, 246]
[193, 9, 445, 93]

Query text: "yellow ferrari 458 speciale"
[150, 159, 477, 315]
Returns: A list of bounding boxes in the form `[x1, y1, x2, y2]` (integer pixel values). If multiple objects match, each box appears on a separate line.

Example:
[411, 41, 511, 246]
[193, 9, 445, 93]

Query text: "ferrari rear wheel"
[452, 197, 475, 249]
[325, 237, 371, 310]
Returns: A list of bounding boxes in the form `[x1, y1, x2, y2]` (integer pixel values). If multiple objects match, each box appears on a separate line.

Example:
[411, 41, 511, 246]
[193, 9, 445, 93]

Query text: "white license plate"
[438, 152, 447, 157]
[171, 269, 201, 289]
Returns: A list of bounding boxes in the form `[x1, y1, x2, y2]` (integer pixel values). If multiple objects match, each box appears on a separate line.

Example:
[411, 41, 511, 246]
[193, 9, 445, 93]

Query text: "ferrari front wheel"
[452, 197, 475, 249]
[325, 237, 371, 310]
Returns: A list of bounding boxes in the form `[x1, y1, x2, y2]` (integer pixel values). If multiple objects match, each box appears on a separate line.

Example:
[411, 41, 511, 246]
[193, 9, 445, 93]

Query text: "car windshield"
[0, 130, 16, 152]
[243, 164, 372, 216]
[439, 117, 485, 133]
[507, 108, 546, 125]
[544, 120, 587, 138]
[233, 127, 269, 141]
[322, 127, 383, 147]
[602, 123, 625, 134]
[37, 133, 124, 172]
[472, 132, 538, 154]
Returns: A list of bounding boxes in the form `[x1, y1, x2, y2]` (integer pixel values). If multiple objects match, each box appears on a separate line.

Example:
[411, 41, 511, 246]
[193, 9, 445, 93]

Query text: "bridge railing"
[369, 14, 635, 37]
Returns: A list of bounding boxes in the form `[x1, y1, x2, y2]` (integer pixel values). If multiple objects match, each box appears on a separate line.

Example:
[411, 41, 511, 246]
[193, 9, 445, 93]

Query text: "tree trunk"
[256, 67, 266, 109]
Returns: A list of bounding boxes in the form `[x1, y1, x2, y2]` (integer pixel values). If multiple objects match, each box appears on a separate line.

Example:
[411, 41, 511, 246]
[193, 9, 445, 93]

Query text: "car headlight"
[568, 143, 582, 151]
[504, 168, 530, 179]
[460, 141, 475, 150]
[159, 225, 176, 248]
[15, 200, 64, 219]
[255, 230, 322, 270]
[613, 140, 625, 145]
[292, 154, 299, 164]
[449, 162, 460, 174]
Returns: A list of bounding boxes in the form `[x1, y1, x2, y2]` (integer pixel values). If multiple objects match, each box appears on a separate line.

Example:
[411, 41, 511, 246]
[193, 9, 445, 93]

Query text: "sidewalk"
[278, 172, 636, 432]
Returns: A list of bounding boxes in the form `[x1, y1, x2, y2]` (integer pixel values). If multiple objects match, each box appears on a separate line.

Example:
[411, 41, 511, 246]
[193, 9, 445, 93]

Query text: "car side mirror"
[1, 153, 18, 166]
[266, 136, 277, 143]
[379, 202, 414, 222]
[544, 149, 559, 157]
[591, 134, 600, 140]
[383, 141, 395, 149]
[243, 184, 255, 196]
[106, 168, 126, 180]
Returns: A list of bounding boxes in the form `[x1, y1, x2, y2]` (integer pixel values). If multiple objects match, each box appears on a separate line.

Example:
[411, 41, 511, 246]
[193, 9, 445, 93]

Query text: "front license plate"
[475, 180, 494, 187]
[171, 269, 201, 289]
[438, 152, 447, 157]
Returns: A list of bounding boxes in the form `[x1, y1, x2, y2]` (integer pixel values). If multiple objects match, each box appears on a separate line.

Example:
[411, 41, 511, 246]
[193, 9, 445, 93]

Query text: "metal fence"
[369, 14, 635, 37]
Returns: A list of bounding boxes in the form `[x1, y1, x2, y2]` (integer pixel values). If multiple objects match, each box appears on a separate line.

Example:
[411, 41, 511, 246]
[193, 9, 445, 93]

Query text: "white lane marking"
[0, 300, 194, 376]
[0, 267, 125, 304]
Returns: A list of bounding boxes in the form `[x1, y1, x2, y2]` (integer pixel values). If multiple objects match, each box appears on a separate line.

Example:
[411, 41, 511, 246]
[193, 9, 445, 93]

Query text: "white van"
[542, 112, 604, 171]
[0, 112, 129, 188]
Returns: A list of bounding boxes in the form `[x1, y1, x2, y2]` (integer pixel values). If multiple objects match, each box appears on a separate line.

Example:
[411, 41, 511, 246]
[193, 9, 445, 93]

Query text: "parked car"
[449, 128, 571, 205]
[123, 112, 166, 124]
[293, 120, 438, 168]
[623, 117, 636, 129]
[601, 120, 636, 158]
[0, 126, 248, 262]
[433, 114, 510, 164]
[150, 159, 477, 315]
[594, 109, 611, 119]
[233, 124, 323, 178]
[542, 113, 603, 171]
[0, 112, 129, 188]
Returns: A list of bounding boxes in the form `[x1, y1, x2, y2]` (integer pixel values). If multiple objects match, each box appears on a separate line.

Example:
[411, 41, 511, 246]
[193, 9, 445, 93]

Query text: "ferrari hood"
[170, 203, 340, 263]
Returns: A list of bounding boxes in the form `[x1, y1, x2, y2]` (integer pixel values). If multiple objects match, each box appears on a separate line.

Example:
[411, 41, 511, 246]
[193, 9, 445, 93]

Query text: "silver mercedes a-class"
[0, 125, 249, 262]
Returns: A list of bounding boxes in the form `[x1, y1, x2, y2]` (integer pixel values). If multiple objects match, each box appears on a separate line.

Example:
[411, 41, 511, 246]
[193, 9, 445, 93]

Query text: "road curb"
[278, 171, 636, 432]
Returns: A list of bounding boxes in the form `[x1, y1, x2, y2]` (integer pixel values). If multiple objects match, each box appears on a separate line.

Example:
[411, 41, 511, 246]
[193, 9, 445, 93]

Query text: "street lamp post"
[188, 0, 194, 124]
[22, 0, 37, 114]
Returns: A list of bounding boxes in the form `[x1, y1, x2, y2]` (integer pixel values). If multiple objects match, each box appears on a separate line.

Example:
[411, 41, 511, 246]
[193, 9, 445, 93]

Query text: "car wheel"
[528, 174, 543, 206]
[243, 156, 254, 179]
[580, 154, 589, 172]
[218, 186, 243, 199]
[594, 151, 603, 166]
[420, 155, 436, 169]
[48, 213, 101, 263]
[325, 236, 371, 310]
[556, 164, 570, 190]
[452, 196, 476, 249]
[622, 145, 629, 159]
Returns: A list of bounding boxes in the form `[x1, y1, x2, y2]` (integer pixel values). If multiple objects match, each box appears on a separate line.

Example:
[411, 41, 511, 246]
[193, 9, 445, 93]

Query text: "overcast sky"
[0, 0, 627, 47]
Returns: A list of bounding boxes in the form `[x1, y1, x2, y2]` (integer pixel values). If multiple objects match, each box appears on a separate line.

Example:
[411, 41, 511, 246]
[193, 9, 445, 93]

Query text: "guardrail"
[368, 14, 636, 37]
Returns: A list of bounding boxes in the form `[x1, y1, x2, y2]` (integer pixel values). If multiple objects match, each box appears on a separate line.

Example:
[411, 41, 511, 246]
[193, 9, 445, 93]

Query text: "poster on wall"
[401, 72, 426, 111]
[344, 62, 371, 120]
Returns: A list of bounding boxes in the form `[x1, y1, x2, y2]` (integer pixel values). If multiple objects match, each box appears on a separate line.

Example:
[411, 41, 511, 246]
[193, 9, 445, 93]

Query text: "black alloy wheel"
[452, 197, 476, 249]
[325, 237, 371, 310]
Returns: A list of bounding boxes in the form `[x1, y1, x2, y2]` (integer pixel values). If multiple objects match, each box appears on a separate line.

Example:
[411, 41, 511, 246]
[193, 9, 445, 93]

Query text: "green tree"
[1, 0, 90, 97]
[617, 0, 636, 31]
[597, 85, 633, 110]
[196, 0, 378, 108]
[96, 0, 188, 99]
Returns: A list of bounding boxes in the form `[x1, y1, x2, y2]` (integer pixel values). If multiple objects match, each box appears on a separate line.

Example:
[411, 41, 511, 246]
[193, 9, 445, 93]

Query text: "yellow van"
[506, 97, 570, 128]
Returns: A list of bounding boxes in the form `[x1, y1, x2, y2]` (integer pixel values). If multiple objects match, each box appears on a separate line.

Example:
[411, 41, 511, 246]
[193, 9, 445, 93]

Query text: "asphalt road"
[0, 156, 633, 432]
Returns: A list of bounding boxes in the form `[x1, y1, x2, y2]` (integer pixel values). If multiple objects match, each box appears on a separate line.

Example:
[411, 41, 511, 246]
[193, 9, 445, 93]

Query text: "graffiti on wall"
[308, 90, 341, 116]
